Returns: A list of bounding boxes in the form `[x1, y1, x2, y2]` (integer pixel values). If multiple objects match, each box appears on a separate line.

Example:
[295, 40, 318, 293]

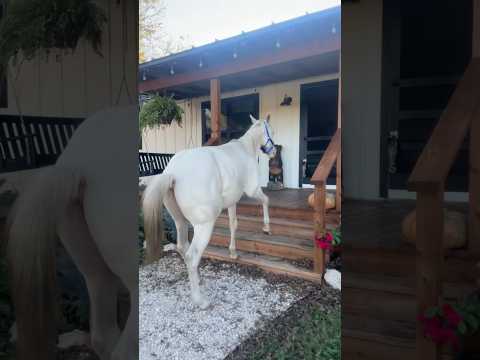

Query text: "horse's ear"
[266, 114, 271, 123]
[249, 114, 257, 124]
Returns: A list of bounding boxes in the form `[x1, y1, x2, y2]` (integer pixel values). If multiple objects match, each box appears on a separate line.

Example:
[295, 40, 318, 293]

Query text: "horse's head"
[249, 114, 277, 159]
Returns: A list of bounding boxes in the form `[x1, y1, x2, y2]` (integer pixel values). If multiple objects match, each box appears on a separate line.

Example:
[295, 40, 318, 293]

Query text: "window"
[201, 93, 259, 144]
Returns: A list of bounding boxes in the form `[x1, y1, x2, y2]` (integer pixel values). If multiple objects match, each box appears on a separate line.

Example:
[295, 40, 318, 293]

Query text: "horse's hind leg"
[228, 205, 238, 259]
[164, 189, 189, 258]
[185, 221, 215, 309]
[57, 198, 120, 360]
[252, 188, 271, 234]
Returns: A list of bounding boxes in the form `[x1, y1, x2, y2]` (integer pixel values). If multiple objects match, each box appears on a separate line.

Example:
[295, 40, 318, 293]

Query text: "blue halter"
[260, 123, 275, 155]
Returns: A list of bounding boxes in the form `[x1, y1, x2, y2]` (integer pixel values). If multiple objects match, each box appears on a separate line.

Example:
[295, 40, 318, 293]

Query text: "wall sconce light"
[331, 24, 337, 34]
[233, 50, 238, 59]
[280, 94, 292, 106]
[275, 40, 281, 49]
[199, 58, 204, 68]
[169, 65, 175, 75]
[142, 72, 147, 81]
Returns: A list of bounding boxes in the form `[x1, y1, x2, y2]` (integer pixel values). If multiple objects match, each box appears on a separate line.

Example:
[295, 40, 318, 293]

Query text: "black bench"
[139, 152, 173, 177]
[0, 115, 84, 173]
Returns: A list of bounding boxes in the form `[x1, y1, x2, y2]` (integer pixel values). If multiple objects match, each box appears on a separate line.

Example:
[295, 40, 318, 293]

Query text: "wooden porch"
[341, 199, 479, 359]
[203, 187, 341, 282]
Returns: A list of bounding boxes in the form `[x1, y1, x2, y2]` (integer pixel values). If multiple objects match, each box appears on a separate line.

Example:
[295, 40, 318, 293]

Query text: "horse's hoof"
[263, 229, 271, 235]
[229, 251, 239, 260]
[194, 297, 211, 310]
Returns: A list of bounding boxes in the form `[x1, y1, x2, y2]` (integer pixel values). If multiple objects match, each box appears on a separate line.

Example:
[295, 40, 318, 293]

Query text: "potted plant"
[315, 227, 341, 267]
[419, 292, 480, 359]
[0, 0, 107, 69]
[139, 95, 184, 130]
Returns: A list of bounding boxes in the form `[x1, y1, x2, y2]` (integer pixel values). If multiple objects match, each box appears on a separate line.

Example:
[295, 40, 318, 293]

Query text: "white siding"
[0, 0, 138, 118]
[141, 73, 339, 188]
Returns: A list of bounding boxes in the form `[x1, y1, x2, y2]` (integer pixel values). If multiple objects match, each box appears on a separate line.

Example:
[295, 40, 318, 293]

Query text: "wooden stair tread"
[218, 213, 314, 229]
[211, 228, 313, 250]
[203, 245, 322, 282]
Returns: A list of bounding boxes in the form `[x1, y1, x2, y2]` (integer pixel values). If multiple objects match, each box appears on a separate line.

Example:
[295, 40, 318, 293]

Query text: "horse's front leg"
[228, 205, 239, 259]
[253, 188, 271, 234]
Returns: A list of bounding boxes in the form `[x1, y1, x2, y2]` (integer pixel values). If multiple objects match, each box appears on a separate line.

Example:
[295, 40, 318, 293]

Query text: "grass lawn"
[250, 305, 341, 360]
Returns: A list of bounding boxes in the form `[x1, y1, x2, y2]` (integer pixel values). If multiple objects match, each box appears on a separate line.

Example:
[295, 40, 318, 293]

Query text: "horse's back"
[165, 142, 252, 221]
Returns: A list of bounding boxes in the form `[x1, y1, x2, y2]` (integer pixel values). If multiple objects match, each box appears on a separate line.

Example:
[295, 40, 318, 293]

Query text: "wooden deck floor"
[239, 187, 314, 209]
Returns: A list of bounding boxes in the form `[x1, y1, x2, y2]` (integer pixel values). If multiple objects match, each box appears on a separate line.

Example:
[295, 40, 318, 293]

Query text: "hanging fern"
[0, 0, 107, 70]
[139, 95, 184, 130]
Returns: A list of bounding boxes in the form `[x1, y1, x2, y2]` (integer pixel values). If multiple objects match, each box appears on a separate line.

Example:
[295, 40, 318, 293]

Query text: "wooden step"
[203, 245, 322, 282]
[343, 246, 480, 283]
[216, 214, 316, 240]
[210, 228, 313, 260]
[236, 202, 340, 224]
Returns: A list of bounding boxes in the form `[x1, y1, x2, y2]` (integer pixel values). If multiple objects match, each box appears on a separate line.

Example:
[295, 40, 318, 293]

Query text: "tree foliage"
[139, 0, 188, 63]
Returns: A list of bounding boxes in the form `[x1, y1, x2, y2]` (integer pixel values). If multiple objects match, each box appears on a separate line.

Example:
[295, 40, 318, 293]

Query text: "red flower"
[419, 313, 461, 350]
[314, 233, 334, 250]
[442, 304, 462, 327]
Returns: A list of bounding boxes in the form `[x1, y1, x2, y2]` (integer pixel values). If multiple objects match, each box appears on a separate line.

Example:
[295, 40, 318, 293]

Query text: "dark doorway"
[201, 93, 259, 144]
[380, 0, 473, 195]
[299, 79, 338, 187]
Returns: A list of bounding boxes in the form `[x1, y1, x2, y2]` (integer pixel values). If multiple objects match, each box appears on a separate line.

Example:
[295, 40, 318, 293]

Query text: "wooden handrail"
[311, 127, 341, 275]
[407, 58, 480, 360]
[311, 128, 341, 185]
[408, 59, 480, 192]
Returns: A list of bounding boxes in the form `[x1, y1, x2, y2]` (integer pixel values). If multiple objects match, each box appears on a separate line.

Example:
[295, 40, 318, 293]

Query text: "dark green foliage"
[139, 96, 184, 130]
[251, 307, 341, 360]
[0, 0, 107, 71]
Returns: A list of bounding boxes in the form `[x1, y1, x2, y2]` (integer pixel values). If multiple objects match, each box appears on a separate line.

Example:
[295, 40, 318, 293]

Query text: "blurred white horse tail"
[6, 106, 138, 360]
[7, 166, 84, 360]
[142, 173, 174, 263]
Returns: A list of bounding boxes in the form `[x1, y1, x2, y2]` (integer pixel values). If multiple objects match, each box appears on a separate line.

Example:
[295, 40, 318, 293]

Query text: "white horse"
[143, 114, 276, 309]
[7, 106, 138, 360]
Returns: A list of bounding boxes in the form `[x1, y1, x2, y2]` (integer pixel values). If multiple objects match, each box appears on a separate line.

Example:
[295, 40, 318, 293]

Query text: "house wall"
[0, 0, 138, 192]
[342, 0, 384, 199]
[0, 0, 138, 118]
[141, 73, 339, 189]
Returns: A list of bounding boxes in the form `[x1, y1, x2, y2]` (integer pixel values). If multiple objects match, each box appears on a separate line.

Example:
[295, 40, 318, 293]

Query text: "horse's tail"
[6, 166, 84, 360]
[142, 173, 175, 263]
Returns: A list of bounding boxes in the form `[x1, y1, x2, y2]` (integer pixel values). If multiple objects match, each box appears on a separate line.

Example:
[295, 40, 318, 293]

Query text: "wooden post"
[313, 184, 326, 274]
[336, 61, 342, 212]
[469, 108, 480, 252]
[473, 0, 480, 58]
[206, 78, 221, 145]
[416, 188, 444, 360]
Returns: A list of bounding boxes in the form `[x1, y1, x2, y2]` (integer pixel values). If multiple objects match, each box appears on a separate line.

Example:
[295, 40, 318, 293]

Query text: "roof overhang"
[138, 6, 341, 99]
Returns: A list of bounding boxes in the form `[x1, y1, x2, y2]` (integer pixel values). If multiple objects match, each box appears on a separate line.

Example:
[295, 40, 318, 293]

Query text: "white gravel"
[139, 252, 301, 360]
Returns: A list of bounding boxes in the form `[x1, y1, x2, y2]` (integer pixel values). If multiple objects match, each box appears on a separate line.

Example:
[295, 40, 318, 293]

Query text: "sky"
[160, 0, 339, 51]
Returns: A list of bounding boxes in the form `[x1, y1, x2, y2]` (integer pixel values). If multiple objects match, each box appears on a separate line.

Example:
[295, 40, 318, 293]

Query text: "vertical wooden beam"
[336, 60, 342, 212]
[416, 188, 444, 360]
[313, 184, 326, 274]
[473, 0, 480, 58]
[206, 78, 221, 145]
[469, 107, 480, 252]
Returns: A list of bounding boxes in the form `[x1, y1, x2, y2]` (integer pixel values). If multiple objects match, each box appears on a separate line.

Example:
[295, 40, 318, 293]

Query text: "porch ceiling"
[138, 6, 340, 100]
[159, 50, 340, 99]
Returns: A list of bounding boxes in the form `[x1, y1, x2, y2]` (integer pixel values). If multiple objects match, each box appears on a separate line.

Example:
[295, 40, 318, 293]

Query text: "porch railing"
[407, 58, 480, 359]
[139, 152, 173, 177]
[311, 127, 341, 275]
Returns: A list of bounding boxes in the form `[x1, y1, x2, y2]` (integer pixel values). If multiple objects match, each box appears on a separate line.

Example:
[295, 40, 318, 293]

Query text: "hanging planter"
[0, 0, 107, 70]
[139, 96, 184, 130]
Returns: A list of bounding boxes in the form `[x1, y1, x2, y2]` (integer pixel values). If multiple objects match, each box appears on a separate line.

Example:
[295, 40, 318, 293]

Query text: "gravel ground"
[139, 252, 314, 360]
